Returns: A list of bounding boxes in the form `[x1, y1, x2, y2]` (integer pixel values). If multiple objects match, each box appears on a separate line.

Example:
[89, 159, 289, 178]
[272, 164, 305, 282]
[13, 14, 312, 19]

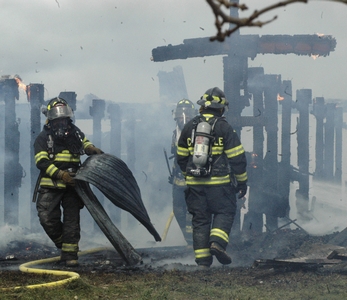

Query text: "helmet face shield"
[174, 99, 196, 129]
[50, 117, 70, 138]
[176, 111, 193, 130]
[47, 105, 73, 121]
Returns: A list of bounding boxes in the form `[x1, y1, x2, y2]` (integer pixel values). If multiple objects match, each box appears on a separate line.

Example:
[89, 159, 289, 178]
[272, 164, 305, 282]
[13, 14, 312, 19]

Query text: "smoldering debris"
[3, 227, 347, 274]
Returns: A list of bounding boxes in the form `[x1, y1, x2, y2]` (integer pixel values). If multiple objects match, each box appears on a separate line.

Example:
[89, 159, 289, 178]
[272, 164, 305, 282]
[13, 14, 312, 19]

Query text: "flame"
[250, 153, 258, 169]
[14, 75, 27, 92]
[311, 54, 320, 60]
[277, 93, 284, 101]
[316, 33, 325, 37]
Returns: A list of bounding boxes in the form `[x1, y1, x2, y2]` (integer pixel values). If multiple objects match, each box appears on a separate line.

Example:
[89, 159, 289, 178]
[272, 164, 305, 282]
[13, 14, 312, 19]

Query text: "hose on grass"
[1, 247, 110, 291]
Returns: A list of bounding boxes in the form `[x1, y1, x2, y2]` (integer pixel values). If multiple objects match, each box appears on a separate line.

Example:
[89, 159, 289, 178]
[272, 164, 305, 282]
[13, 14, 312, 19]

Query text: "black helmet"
[45, 97, 74, 121]
[197, 87, 229, 109]
[44, 97, 74, 138]
[173, 99, 196, 120]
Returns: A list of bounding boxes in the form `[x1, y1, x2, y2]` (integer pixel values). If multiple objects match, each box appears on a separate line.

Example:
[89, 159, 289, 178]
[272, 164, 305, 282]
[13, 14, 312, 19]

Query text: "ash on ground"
[2, 227, 347, 275]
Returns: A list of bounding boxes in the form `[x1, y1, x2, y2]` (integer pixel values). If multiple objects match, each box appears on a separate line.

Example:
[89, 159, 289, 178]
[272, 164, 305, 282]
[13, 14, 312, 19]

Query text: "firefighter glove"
[56, 170, 76, 187]
[237, 182, 247, 199]
[85, 145, 104, 155]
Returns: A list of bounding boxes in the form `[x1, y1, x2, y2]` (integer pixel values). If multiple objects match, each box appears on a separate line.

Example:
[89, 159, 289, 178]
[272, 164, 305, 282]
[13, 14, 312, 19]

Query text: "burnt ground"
[2, 228, 347, 275]
[3, 228, 347, 299]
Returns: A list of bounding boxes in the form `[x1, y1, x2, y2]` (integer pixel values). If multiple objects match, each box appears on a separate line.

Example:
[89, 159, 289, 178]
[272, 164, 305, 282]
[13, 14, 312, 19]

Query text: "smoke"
[0, 224, 51, 251]
[297, 181, 347, 235]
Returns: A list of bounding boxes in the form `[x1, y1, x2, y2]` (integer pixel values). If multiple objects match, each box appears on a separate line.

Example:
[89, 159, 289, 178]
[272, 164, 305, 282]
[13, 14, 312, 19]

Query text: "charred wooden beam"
[27, 83, 44, 232]
[0, 78, 22, 225]
[151, 35, 336, 62]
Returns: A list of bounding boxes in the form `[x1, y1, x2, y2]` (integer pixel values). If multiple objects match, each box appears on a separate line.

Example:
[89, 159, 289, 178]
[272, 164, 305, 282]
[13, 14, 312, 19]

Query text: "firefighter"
[170, 99, 197, 246]
[177, 87, 248, 268]
[33, 97, 103, 267]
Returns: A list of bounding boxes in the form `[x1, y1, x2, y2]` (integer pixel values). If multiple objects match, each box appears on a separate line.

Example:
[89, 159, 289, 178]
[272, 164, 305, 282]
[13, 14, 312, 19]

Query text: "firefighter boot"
[66, 259, 79, 267]
[210, 242, 232, 265]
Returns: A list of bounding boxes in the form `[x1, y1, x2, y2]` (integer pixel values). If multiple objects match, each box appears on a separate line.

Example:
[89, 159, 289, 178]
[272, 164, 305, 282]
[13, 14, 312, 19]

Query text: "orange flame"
[14, 75, 27, 92]
[277, 93, 284, 101]
[311, 54, 320, 60]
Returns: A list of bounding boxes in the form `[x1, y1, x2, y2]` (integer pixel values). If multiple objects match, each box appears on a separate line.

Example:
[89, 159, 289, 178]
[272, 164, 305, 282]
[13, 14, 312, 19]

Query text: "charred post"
[278, 80, 293, 219]
[223, 50, 249, 132]
[242, 67, 265, 234]
[108, 103, 122, 157]
[59, 91, 77, 112]
[295, 89, 311, 220]
[335, 106, 343, 184]
[263, 75, 281, 230]
[311, 97, 326, 180]
[324, 103, 335, 181]
[0, 78, 22, 225]
[27, 83, 44, 231]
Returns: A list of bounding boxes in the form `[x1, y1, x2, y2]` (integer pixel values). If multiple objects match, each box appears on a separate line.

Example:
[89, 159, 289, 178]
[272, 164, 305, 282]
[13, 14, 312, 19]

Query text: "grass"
[1, 268, 347, 300]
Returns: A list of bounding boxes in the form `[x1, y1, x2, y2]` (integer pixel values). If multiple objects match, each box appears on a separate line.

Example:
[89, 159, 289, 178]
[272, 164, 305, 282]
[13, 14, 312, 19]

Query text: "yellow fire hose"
[161, 211, 175, 241]
[1, 247, 110, 291]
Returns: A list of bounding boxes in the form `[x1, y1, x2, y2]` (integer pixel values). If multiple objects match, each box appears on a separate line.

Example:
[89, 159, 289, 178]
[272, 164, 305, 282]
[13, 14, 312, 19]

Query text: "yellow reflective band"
[173, 177, 186, 186]
[53, 235, 62, 245]
[235, 172, 248, 182]
[210, 228, 229, 243]
[211, 146, 223, 155]
[195, 248, 211, 259]
[83, 140, 93, 149]
[62, 243, 79, 252]
[185, 175, 230, 185]
[177, 146, 189, 156]
[40, 177, 66, 188]
[55, 153, 80, 162]
[46, 164, 59, 177]
[35, 151, 49, 164]
[225, 144, 245, 158]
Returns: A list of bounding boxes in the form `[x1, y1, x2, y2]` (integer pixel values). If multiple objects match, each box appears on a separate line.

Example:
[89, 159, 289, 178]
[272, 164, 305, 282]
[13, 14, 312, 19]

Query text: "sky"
[1, 0, 347, 104]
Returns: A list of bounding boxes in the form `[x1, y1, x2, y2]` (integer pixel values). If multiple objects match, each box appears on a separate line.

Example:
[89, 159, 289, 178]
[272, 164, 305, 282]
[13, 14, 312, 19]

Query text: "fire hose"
[2, 154, 161, 291]
[1, 247, 110, 291]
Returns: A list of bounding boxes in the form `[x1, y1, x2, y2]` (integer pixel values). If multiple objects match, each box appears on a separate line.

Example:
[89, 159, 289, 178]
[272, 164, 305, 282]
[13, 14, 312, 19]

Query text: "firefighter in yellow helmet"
[170, 99, 197, 245]
[34, 97, 103, 267]
[177, 87, 248, 268]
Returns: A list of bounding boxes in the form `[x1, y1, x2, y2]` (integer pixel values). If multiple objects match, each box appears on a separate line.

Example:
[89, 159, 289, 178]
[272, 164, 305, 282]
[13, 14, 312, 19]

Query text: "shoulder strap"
[47, 134, 55, 160]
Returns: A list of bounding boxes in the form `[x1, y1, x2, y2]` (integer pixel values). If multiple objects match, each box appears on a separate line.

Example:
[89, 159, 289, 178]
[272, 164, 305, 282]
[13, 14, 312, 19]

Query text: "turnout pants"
[36, 187, 84, 261]
[185, 184, 236, 266]
[173, 184, 193, 245]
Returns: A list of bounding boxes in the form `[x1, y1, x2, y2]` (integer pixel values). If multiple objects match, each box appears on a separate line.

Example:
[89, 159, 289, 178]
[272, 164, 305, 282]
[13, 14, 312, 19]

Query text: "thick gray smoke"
[1, 90, 347, 271]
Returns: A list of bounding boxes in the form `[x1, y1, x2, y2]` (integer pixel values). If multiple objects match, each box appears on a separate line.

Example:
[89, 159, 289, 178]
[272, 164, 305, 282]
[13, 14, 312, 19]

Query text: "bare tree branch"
[206, 0, 347, 42]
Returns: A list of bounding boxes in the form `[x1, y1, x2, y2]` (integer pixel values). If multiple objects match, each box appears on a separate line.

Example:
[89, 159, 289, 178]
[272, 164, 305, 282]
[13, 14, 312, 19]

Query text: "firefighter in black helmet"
[170, 99, 197, 245]
[34, 97, 104, 267]
[177, 87, 248, 268]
